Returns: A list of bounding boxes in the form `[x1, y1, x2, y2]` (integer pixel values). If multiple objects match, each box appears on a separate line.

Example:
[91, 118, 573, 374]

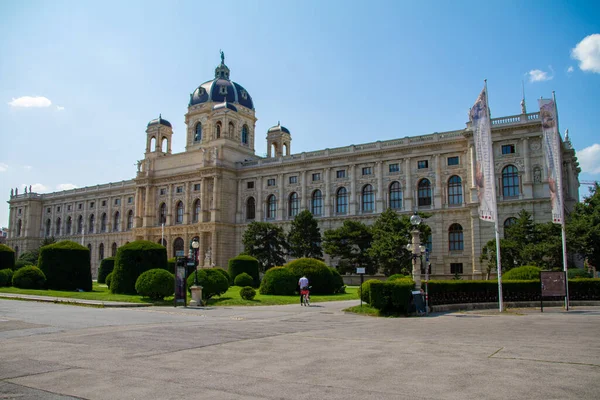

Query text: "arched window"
[45, 219, 51, 237]
[242, 124, 249, 144]
[88, 214, 94, 233]
[418, 179, 432, 206]
[194, 122, 202, 142]
[289, 192, 299, 217]
[17, 219, 22, 237]
[362, 184, 374, 212]
[448, 175, 463, 205]
[111, 242, 117, 257]
[389, 181, 402, 210]
[99, 243, 104, 260]
[55, 217, 61, 236]
[159, 203, 167, 224]
[311, 190, 323, 216]
[113, 211, 120, 232]
[100, 213, 107, 232]
[336, 187, 348, 214]
[216, 122, 221, 138]
[66, 217, 72, 236]
[504, 217, 517, 227]
[193, 199, 200, 223]
[267, 195, 277, 219]
[449, 223, 464, 251]
[78, 216, 83, 233]
[502, 165, 520, 197]
[246, 197, 256, 220]
[173, 237, 184, 256]
[127, 210, 133, 230]
[176, 201, 184, 224]
[150, 137, 156, 151]
[228, 122, 234, 136]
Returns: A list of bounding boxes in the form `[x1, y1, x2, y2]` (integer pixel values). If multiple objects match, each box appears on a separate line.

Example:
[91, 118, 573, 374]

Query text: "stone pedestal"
[189, 285, 203, 307]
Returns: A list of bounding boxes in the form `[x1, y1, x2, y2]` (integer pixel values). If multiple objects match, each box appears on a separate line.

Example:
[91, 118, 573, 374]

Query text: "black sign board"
[540, 271, 566, 312]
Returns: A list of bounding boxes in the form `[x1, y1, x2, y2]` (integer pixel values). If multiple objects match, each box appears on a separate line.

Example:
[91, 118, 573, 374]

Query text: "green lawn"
[0, 283, 359, 307]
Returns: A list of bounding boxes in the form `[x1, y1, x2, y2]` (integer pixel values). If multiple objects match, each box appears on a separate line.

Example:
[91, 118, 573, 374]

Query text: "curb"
[0, 294, 153, 308]
[431, 300, 600, 312]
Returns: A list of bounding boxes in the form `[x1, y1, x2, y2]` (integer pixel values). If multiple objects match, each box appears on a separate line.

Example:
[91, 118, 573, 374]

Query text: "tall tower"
[145, 114, 173, 156]
[266, 122, 292, 158]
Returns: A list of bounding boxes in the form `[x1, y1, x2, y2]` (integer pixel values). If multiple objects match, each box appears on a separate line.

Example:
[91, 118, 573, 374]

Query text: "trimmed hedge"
[97, 257, 115, 283]
[213, 267, 232, 284]
[359, 279, 380, 303]
[259, 266, 297, 295]
[240, 286, 257, 300]
[12, 266, 46, 289]
[135, 269, 174, 300]
[234, 272, 254, 287]
[568, 268, 592, 279]
[369, 280, 415, 314]
[14, 260, 34, 270]
[167, 257, 176, 274]
[503, 266, 542, 280]
[38, 240, 92, 291]
[105, 272, 114, 289]
[0, 244, 15, 270]
[228, 255, 259, 285]
[186, 268, 229, 300]
[285, 258, 335, 295]
[329, 268, 345, 294]
[111, 240, 168, 294]
[387, 274, 409, 282]
[0, 268, 14, 286]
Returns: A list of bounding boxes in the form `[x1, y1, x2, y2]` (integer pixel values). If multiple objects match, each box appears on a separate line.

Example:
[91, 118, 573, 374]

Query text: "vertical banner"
[470, 86, 497, 221]
[539, 99, 563, 224]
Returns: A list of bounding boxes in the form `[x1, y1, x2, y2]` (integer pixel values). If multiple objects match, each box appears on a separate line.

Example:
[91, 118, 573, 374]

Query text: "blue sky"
[1, 0, 599, 228]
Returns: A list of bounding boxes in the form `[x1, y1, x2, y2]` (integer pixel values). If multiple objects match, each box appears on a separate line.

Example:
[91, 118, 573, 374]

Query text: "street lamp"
[406, 212, 425, 290]
[191, 238, 200, 285]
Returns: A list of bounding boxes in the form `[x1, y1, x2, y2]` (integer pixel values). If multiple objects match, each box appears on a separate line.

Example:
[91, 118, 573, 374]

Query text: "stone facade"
[6, 56, 580, 279]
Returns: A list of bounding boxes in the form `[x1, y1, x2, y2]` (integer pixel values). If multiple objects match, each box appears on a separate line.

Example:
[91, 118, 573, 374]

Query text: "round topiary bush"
[105, 272, 114, 289]
[12, 266, 46, 289]
[14, 260, 34, 270]
[186, 268, 229, 300]
[360, 279, 381, 303]
[240, 286, 256, 300]
[259, 266, 297, 295]
[234, 272, 254, 287]
[0, 244, 15, 271]
[503, 266, 542, 280]
[97, 257, 115, 284]
[388, 274, 409, 281]
[111, 240, 168, 294]
[228, 255, 259, 286]
[135, 269, 174, 300]
[213, 267, 231, 284]
[329, 267, 345, 294]
[38, 240, 92, 291]
[0, 268, 14, 286]
[285, 258, 335, 295]
[568, 268, 593, 279]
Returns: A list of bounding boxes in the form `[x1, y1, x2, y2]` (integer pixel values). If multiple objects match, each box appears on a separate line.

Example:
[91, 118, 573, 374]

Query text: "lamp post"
[406, 212, 424, 290]
[191, 238, 200, 285]
[189, 237, 203, 307]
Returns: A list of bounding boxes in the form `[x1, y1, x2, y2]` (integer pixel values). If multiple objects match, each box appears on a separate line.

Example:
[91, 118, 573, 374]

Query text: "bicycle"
[300, 286, 311, 306]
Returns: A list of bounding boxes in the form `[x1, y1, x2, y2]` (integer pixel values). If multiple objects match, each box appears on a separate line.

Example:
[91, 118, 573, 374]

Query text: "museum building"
[6, 55, 580, 279]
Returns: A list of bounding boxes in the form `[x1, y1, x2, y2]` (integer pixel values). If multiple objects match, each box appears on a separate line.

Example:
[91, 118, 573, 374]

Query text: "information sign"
[356, 267, 365, 274]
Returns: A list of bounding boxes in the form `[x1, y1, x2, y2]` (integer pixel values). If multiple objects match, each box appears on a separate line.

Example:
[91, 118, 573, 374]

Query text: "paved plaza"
[0, 299, 599, 399]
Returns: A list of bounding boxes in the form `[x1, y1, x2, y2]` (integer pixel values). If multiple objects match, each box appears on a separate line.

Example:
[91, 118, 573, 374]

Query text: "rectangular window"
[128, 197, 133, 204]
[418, 160, 429, 169]
[18, 208, 22, 215]
[47, 207, 51, 213]
[450, 263, 463, 274]
[447, 156, 459, 166]
[289, 176, 298, 184]
[67, 205, 71, 211]
[114, 198, 120, 206]
[101, 200, 106, 207]
[502, 144, 515, 154]
[160, 188, 166, 195]
[362, 167, 372, 175]
[176, 186, 183, 193]
[78, 204, 82, 210]
[90, 202, 95, 208]
[247, 181, 255, 189]
[389, 163, 399, 173]
[194, 183, 201, 191]
[336, 170, 346, 179]
[312, 173, 321, 182]
[57, 206, 61, 212]
[267, 178, 276, 186]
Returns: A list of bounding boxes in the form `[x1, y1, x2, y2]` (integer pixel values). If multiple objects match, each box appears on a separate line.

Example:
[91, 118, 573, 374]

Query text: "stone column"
[435, 155, 442, 209]
[211, 231, 218, 267]
[278, 173, 284, 220]
[324, 167, 331, 217]
[184, 181, 192, 224]
[199, 178, 207, 222]
[301, 171, 307, 211]
[404, 158, 412, 211]
[166, 184, 173, 225]
[350, 164, 357, 215]
[376, 161, 384, 212]
[211, 176, 219, 222]
[522, 137, 533, 199]
[236, 179, 242, 223]
[135, 187, 143, 228]
[257, 176, 263, 221]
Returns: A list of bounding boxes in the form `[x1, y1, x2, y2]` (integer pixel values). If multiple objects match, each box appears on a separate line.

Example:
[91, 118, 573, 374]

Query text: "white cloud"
[571, 34, 600, 73]
[0, 163, 8, 172]
[23, 165, 33, 171]
[578, 143, 600, 174]
[527, 68, 553, 82]
[56, 183, 77, 191]
[21, 183, 49, 193]
[8, 96, 52, 108]
[567, 66, 574, 73]
[56, 105, 65, 111]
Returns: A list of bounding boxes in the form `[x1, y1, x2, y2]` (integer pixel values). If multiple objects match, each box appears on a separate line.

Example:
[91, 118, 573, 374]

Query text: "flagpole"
[553, 91, 569, 311]
[485, 80, 503, 312]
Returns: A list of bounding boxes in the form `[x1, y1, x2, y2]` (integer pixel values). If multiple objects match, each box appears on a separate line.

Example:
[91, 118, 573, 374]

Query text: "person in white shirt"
[299, 275, 309, 305]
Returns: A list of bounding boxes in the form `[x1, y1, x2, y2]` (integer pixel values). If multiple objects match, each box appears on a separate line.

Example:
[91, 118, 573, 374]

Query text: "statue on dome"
[220, 50, 225, 65]
[24, 186, 27, 194]
[10, 188, 13, 197]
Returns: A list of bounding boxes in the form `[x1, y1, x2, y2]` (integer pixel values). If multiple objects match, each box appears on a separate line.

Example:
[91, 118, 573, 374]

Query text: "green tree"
[288, 210, 323, 259]
[567, 183, 600, 269]
[242, 222, 288, 271]
[322, 220, 375, 274]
